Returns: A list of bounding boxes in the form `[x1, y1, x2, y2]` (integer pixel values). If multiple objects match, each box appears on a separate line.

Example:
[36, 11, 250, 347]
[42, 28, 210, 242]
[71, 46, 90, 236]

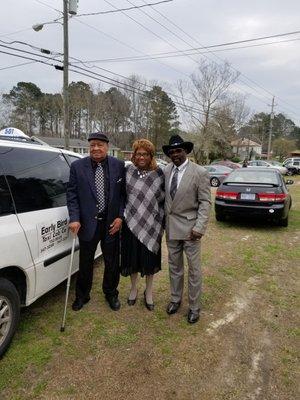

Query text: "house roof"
[231, 138, 261, 147]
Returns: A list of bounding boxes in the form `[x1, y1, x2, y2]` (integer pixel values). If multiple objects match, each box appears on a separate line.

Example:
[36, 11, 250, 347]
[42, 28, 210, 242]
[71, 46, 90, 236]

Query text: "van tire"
[0, 278, 20, 358]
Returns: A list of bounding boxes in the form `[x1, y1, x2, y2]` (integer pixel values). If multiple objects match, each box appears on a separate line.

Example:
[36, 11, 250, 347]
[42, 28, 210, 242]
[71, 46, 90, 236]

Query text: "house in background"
[289, 150, 300, 157]
[33, 136, 120, 157]
[231, 138, 262, 159]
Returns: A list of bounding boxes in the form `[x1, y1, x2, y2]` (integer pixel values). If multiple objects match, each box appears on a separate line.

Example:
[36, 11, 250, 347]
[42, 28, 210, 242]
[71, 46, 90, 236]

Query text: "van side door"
[1, 146, 79, 303]
[0, 163, 34, 302]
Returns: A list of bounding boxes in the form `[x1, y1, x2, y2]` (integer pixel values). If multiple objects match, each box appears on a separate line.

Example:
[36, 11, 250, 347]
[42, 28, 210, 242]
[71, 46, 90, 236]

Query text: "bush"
[231, 156, 241, 163]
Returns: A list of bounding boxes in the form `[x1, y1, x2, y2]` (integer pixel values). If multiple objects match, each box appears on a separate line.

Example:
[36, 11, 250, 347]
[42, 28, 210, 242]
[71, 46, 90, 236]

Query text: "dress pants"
[167, 239, 201, 311]
[76, 221, 120, 300]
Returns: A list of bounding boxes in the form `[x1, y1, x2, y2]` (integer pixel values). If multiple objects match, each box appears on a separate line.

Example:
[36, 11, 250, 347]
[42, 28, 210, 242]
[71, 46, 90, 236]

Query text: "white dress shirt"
[169, 159, 189, 191]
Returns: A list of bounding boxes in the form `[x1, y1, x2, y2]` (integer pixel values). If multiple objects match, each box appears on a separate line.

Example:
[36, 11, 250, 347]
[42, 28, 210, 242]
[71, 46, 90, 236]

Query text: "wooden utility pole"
[267, 96, 275, 160]
[63, 0, 69, 150]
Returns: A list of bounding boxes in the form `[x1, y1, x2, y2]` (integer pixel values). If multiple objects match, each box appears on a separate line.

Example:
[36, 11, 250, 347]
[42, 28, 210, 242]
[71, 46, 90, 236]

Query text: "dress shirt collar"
[91, 156, 108, 170]
[172, 158, 189, 172]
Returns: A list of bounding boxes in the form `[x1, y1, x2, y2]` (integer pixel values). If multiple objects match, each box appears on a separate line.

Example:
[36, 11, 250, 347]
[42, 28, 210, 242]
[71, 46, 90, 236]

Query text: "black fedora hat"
[162, 134, 193, 156]
[88, 132, 109, 143]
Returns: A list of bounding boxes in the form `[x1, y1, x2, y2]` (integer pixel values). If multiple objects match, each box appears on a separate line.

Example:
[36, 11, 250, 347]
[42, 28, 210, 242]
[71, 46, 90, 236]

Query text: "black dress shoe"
[144, 291, 154, 311]
[166, 301, 181, 315]
[187, 309, 200, 324]
[127, 297, 137, 306]
[106, 296, 121, 311]
[72, 296, 90, 311]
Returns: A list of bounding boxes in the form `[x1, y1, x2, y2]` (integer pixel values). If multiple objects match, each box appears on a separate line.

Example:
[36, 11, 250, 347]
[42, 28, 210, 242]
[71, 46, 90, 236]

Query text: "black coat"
[67, 155, 125, 242]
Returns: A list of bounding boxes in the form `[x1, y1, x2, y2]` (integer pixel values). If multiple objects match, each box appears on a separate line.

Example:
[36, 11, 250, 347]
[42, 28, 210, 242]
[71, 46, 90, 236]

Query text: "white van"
[0, 130, 99, 357]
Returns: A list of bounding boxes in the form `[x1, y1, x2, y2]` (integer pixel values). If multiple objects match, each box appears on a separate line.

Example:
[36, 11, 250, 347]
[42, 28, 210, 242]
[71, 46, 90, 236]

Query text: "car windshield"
[224, 170, 279, 185]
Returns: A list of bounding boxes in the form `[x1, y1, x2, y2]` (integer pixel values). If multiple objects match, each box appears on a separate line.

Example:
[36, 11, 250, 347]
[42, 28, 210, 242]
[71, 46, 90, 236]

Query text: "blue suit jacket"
[66, 155, 125, 242]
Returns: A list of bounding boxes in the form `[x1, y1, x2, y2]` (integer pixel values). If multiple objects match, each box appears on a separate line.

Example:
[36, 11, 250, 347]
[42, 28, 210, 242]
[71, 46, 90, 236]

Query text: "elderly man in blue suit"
[67, 132, 125, 311]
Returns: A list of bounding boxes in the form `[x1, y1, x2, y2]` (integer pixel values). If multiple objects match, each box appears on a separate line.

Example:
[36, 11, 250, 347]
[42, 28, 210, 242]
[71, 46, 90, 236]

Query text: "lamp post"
[33, 1, 78, 150]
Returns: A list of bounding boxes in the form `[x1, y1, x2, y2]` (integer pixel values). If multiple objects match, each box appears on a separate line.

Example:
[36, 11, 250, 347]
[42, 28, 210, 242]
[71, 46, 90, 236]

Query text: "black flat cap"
[88, 132, 109, 142]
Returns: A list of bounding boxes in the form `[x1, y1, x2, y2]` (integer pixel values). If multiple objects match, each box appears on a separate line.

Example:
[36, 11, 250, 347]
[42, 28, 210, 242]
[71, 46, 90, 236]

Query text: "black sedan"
[215, 168, 293, 226]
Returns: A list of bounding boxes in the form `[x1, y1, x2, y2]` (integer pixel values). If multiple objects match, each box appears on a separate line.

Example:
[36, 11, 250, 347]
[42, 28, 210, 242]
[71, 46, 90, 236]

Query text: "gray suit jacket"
[164, 160, 211, 240]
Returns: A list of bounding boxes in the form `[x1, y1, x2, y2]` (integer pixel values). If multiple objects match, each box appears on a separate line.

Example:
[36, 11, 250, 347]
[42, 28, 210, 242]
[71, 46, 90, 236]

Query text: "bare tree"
[178, 60, 240, 163]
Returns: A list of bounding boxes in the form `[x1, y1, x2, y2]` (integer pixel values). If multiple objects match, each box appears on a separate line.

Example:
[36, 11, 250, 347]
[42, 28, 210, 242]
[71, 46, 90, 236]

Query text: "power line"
[119, 0, 277, 110]
[103, 0, 197, 74]
[0, 38, 60, 56]
[0, 61, 36, 71]
[0, 39, 208, 111]
[2, 41, 299, 123]
[0, 28, 33, 39]
[141, 0, 300, 116]
[28, 0, 299, 115]
[0, 48, 239, 122]
[81, 37, 300, 63]
[33, 0, 173, 17]
[5, 0, 299, 117]
[0, 43, 62, 65]
[75, 0, 173, 17]
[0, 45, 203, 115]
[72, 17, 191, 78]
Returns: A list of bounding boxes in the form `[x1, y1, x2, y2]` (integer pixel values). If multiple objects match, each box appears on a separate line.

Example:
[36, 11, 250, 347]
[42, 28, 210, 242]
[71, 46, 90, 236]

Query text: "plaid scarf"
[124, 164, 165, 254]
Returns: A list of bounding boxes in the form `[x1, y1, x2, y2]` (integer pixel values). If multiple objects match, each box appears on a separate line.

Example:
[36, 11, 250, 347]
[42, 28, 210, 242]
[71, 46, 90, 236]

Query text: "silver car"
[204, 164, 233, 187]
[247, 160, 287, 175]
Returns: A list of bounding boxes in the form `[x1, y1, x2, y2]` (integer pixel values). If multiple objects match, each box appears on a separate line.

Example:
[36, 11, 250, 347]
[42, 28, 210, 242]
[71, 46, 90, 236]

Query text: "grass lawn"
[1, 176, 299, 400]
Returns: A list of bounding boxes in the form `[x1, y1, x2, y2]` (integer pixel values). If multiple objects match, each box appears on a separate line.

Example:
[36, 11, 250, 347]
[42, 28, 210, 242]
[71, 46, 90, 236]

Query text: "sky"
[1, 0, 300, 125]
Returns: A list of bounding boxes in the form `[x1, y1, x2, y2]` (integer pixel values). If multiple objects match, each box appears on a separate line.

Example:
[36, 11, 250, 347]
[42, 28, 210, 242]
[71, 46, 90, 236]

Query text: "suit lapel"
[108, 156, 117, 204]
[84, 156, 97, 200]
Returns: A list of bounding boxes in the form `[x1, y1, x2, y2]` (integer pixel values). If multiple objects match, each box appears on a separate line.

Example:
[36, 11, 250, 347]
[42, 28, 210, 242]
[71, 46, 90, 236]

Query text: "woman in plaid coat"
[121, 139, 165, 311]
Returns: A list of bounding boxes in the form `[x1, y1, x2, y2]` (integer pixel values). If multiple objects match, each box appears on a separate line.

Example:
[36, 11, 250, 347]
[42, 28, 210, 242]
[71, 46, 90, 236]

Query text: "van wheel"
[0, 278, 20, 358]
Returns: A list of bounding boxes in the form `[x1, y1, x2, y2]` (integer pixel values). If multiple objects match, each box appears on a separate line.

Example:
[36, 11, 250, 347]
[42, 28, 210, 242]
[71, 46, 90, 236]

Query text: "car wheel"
[210, 177, 220, 187]
[286, 170, 293, 176]
[0, 278, 20, 358]
[278, 215, 289, 227]
[216, 213, 225, 222]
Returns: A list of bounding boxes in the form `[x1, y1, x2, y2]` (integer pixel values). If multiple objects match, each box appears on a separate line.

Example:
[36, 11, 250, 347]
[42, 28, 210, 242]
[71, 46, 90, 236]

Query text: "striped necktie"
[170, 167, 179, 200]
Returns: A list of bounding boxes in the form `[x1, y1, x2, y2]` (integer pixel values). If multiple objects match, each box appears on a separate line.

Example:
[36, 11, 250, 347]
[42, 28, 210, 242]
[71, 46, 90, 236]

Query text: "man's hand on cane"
[109, 218, 122, 235]
[69, 221, 81, 236]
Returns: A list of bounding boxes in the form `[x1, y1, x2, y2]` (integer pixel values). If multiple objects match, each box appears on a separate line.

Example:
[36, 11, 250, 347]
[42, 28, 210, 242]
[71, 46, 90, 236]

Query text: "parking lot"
[1, 177, 299, 400]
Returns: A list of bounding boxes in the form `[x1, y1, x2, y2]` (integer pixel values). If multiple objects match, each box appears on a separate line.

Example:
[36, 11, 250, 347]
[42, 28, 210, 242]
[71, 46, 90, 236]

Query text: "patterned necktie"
[95, 163, 106, 213]
[170, 167, 179, 200]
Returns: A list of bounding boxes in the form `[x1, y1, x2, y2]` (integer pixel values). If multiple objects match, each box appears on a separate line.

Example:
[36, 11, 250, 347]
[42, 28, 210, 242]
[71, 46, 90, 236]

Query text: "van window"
[0, 147, 70, 213]
[0, 173, 14, 216]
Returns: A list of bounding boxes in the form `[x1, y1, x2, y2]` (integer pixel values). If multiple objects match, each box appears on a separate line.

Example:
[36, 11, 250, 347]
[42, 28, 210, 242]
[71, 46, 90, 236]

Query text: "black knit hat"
[162, 134, 193, 156]
[88, 132, 109, 142]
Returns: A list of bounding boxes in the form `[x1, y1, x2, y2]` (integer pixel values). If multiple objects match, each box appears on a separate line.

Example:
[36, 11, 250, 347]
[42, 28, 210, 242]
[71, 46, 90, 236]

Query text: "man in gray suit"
[162, 135, 211, 323]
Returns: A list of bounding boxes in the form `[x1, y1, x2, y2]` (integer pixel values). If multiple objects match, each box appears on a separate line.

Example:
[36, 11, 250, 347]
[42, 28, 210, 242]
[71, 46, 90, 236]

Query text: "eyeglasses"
[135, 152, 150, 158]
[168, 148, 184, 156]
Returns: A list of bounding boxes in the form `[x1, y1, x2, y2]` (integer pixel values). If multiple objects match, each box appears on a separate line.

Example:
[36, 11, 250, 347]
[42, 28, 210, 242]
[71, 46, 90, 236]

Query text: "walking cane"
[60, 235, 76, 332]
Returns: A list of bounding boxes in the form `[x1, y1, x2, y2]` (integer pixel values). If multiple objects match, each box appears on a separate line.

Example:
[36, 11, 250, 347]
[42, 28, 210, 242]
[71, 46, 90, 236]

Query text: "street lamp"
[33, 0, 78, 150]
